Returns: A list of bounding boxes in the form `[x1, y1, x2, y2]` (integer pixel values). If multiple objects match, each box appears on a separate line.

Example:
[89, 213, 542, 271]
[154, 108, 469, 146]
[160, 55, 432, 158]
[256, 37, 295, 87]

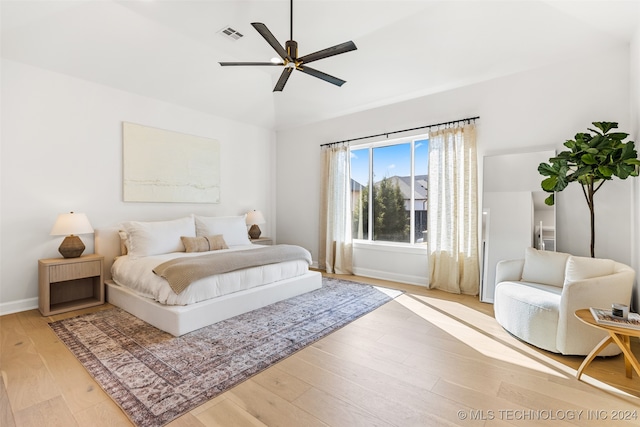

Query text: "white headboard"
[94, 227, 122, 281]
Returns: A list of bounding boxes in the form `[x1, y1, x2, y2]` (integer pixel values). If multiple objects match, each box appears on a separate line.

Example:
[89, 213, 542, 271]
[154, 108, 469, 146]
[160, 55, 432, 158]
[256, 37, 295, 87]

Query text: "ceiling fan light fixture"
[270, 57, 282, 64]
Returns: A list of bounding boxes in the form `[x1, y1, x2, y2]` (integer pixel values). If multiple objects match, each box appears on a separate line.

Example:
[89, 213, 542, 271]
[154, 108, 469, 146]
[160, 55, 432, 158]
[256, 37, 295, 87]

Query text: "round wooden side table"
[574, 308, 640, 380]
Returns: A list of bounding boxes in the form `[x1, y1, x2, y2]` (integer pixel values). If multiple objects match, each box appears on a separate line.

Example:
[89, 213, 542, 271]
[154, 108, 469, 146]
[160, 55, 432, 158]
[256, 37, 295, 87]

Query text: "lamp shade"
[50, 212, 94, 236]
[245, 210, 266, 225]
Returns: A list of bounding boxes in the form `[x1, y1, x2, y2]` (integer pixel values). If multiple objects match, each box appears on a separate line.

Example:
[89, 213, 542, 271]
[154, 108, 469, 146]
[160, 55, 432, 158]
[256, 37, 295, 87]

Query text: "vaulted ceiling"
[2, 1, 639, 130]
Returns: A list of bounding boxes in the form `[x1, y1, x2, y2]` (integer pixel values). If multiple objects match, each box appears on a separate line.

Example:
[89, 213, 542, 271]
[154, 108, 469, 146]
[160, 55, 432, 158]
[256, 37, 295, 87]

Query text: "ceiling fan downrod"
[289, 0, 293, 42]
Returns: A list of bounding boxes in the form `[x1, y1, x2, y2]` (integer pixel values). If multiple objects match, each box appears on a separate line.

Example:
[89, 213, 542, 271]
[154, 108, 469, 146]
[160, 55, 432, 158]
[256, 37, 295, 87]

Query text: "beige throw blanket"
[153, 245, 312, 295]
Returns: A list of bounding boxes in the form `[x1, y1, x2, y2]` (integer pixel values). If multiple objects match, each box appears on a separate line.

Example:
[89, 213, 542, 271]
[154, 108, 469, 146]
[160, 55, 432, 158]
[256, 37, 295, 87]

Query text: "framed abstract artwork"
[123, 122, 220, 203]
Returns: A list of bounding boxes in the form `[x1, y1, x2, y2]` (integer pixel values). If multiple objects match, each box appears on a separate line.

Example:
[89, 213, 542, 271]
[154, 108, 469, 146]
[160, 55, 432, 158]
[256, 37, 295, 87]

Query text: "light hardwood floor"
[2, 273, 639, 427]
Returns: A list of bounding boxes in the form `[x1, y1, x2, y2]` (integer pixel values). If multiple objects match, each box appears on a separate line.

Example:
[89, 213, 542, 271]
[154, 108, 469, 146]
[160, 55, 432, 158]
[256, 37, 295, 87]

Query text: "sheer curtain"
[319, 144, 353, 274]
[427, 123, 479, 295]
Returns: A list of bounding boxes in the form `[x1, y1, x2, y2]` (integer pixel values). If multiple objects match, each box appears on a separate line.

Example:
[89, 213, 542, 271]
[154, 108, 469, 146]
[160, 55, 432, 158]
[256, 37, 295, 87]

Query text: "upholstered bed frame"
[94, 227, 322, 336]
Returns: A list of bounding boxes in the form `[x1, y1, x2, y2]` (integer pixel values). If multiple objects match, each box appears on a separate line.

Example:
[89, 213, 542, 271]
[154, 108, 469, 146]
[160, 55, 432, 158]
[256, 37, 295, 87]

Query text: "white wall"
[0, 59, 276, 314]
[631, 25, 640, 311]
[277, 47, 632, 287]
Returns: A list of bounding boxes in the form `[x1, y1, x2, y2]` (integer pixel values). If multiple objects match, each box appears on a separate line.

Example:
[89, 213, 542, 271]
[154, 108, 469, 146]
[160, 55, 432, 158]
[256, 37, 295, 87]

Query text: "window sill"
[352, 240, 428, 255]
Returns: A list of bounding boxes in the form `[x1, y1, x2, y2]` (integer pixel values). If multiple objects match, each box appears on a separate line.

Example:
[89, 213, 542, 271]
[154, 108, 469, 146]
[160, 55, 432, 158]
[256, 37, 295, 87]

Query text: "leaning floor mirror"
[480, 149, 556, 303]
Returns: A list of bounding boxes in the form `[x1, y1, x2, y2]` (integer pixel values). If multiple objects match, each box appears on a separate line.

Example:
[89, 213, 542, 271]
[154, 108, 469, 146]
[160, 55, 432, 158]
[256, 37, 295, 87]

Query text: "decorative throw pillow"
[181, 235, 228, 253]
[565, 255, 615, 282]
[118, 230, 129, 255]
[521, 247, 570, 287]
[122, 216, 196, 257]
[194, 215, 251, 246]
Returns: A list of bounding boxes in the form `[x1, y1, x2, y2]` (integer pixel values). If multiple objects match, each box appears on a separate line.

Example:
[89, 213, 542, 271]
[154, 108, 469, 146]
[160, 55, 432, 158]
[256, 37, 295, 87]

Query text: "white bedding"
[111, 244, 311, 305]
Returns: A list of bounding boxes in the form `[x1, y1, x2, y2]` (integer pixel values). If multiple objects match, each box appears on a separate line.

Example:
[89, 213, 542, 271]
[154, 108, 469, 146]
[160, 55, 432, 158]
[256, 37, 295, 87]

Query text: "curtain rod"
[320, 116, 480, 147]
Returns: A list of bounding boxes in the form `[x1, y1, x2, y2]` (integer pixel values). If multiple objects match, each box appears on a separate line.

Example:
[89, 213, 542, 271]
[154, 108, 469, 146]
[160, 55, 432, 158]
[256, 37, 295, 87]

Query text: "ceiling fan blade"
[219, 62, 283, 66]
[298, 40, 357, 64]
[251, 22, 290, 61]
[273, 68, 293, 92]
[297, 65, 346, 87]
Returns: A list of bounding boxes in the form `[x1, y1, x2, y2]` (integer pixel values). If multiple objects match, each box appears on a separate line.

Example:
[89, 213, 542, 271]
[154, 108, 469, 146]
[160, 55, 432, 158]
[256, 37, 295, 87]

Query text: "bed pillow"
[521, 247, 570, 287]
[194, 215, 251, 246]
[181, 235, 229, 253]
[122, 216, 196, 257]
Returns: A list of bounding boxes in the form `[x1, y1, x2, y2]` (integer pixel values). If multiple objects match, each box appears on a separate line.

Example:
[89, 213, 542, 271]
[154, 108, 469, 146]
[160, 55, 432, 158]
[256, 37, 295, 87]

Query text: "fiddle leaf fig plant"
[538, 122, 640, 258]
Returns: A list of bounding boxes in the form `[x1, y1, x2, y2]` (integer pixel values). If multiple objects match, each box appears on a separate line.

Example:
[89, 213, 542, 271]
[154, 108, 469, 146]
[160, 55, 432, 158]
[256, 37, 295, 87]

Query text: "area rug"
[49, 278, 401, 427]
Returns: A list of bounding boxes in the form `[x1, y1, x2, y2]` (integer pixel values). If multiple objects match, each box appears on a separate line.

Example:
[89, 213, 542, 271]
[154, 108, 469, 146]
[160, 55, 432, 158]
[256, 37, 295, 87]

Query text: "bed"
[94, 215, 322, 336]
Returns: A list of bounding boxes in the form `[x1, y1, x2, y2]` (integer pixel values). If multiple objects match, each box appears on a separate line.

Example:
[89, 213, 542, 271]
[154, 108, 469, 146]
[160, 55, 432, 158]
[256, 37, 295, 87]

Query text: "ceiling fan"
[219, 0, 357, 92]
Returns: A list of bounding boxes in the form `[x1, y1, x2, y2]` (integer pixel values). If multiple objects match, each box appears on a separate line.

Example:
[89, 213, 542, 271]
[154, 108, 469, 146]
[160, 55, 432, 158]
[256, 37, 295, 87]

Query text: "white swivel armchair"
[494, 248, 635, 356]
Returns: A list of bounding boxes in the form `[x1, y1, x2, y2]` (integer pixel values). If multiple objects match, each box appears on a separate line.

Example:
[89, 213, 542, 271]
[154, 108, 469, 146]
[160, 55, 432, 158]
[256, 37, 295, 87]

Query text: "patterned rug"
[49, 278, 400, 427]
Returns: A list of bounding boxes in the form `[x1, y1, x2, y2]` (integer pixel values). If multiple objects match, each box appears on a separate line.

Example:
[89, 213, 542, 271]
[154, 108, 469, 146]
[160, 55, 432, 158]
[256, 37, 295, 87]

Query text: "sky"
[350, 139, 429, 186]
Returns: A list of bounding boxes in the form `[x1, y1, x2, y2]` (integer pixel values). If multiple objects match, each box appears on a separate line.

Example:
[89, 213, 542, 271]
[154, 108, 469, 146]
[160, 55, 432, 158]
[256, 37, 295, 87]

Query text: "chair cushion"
[521, 247, 570, 287]
[494, 281, 561, 353]
[564, 255, 615, 282]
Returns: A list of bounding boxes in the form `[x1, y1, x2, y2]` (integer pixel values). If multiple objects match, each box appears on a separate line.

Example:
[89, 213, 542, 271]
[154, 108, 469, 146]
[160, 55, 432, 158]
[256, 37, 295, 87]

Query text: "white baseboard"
[0, 297, 38, 316]
[352, 267, 428, 287]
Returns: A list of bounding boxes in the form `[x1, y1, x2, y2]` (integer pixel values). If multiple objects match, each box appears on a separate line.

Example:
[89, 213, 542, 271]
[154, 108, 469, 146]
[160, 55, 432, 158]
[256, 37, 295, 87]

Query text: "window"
[350, 135, 429, 244]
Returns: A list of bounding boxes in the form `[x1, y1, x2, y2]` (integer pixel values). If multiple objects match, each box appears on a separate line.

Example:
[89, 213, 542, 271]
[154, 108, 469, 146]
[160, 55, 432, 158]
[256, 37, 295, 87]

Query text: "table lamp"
[50, 212, 94, 258]
[246, 210, 266, 239]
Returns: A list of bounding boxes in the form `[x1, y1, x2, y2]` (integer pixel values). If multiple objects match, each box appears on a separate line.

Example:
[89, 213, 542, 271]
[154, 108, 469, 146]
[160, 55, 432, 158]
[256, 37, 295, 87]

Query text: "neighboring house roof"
[352, 175, 427, 201]
[386, 175, 427, 200]
[351, 178, 365, 191]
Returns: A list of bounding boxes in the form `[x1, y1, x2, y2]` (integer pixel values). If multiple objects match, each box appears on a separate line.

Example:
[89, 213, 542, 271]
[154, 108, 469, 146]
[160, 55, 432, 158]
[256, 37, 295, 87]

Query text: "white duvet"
[111, 244, 311, 305]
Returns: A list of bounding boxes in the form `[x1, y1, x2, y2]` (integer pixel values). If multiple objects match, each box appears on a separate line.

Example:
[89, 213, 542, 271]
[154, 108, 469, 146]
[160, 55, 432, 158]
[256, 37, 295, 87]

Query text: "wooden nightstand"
[250, 237, 273, 245]
[38, 254, 104, 316]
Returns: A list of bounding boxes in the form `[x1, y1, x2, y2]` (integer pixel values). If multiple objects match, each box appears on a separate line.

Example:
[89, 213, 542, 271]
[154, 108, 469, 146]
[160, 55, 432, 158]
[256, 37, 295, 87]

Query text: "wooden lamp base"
[248, 224, 262, 239]
[58, 235, 85, 258]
